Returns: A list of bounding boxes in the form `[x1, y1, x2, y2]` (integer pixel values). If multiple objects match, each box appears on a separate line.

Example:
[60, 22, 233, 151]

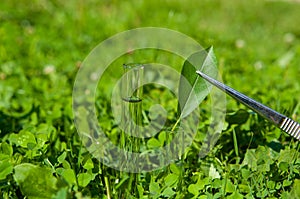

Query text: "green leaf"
[62, 160, 71, 169]
[283, 179, 292, 187]
[279, 162, 289, 172]
[161, 187, 175, 197]
[57, 152, 67, 164]
[212, 179, 222, 188]
[225, 180, 235, 193]
[238, 184, 250, 193]
[83, 158, 94, 170]
[9, 130, 36, 148]
[149, 181, 160, 196]
[276, 182, 282, 190]
[198, 195, 208, 199]
[267, 181, 276, 190]
[169, 163, 181, 175]
[137, 184, 144, 198]
[178, 47, 217, 118]
[257, 189, 268, 198]
[242, 149, 257, 171]
[226, 109, 249, 125]
[77, 173, 92, 187]
[158, 131, 167, 145]
[0, 160, 13, 180]
[188, 184, 200, 196]
[164, 173, 179, 187]
[241, 168, 251, 179]
[13, 163, 57, 198]
[0, 142, 13, 157]
[147, 138, 162, 149]
[53, 187, 68, 199]
[227, 191, 243, 199]
[278, 149, 298, 163]
[289, 179, 300, 198]
[256, 146, 273, 172]
[34, 123, 53, 148]
[60, 168, 76, 185]
[196, 177, 210, 190]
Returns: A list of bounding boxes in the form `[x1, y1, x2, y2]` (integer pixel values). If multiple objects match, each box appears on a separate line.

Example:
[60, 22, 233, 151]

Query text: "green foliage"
[14, 163, 58, 198]
[0, 0, 300, 198]
[0, 159, 13, 180]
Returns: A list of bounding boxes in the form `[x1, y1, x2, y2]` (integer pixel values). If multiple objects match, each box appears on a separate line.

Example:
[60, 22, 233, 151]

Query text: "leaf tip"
[207, 46, 214, 53]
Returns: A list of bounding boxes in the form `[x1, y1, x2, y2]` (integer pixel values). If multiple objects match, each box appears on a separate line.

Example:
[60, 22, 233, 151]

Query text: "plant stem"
[232, 127, 240, 164]
[171, 118, 180, 132]
[104, 176, 111, 199]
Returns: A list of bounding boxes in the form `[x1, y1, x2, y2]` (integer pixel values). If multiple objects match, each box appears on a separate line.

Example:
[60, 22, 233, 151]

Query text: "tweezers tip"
[196, 70, 203, 76]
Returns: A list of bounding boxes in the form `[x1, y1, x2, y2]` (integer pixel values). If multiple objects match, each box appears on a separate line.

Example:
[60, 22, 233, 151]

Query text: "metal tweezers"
[196, 71, 300, 140]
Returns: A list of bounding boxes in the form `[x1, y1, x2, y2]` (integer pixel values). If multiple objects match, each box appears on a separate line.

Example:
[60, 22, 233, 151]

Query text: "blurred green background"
[1, 0, 299, 108]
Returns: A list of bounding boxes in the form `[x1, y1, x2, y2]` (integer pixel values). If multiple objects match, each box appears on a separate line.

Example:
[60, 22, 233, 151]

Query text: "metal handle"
[280, 117, 300, 140]
[196, 70, 300, 141]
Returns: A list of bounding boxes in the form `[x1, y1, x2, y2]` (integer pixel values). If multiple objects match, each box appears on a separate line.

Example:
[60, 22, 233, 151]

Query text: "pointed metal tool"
[196, 70, 300, 140]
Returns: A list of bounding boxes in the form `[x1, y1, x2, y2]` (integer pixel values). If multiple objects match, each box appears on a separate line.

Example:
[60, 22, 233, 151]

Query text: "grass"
[0, 0, 300, 198]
